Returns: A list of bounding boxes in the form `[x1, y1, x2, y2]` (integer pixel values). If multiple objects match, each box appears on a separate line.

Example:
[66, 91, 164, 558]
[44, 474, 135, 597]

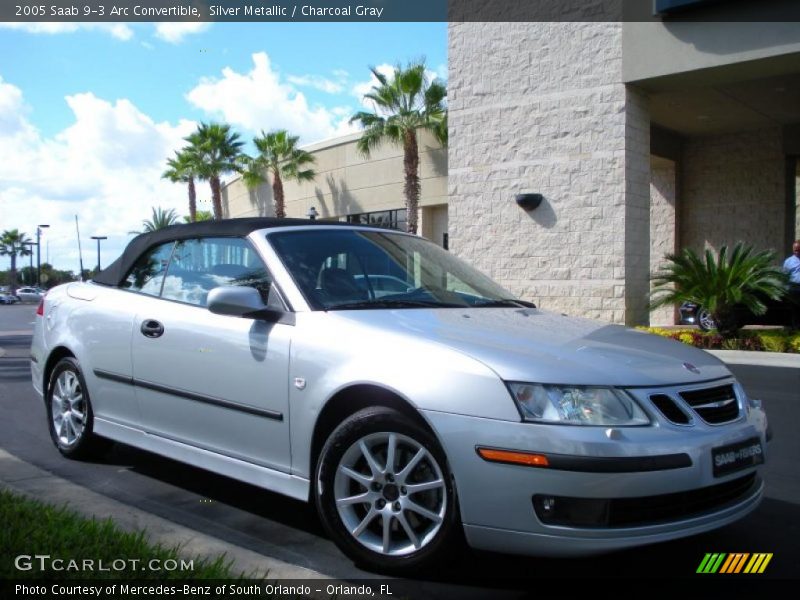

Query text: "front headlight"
[508, 383, 650, 426]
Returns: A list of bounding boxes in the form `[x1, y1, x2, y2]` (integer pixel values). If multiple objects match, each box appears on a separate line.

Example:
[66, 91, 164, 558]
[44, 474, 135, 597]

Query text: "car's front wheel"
[697, 308, 717, 332]
[46, 357, 110, 459]
[315, 407, 460, 573]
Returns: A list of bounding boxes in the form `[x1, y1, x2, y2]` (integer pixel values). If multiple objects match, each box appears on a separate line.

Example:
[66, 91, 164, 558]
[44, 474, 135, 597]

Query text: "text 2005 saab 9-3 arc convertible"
[31, 218, 769, 572]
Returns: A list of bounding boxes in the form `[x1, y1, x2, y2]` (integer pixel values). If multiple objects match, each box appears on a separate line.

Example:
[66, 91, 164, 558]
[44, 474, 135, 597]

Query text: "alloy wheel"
[333, 432, 447, 556]
[51, 370, 86, 447]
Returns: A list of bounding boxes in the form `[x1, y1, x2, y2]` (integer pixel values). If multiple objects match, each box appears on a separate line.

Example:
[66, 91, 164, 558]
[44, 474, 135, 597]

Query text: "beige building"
[222, 130, 450, 248]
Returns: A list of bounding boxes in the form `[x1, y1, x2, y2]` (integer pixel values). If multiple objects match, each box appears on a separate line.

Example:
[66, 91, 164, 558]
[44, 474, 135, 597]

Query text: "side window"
[123, 242, 175, 296]
[160, 237, 273, 307]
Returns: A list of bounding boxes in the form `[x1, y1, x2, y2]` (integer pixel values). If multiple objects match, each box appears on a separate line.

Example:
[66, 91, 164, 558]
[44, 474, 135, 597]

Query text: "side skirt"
[93, 418, 310, 502]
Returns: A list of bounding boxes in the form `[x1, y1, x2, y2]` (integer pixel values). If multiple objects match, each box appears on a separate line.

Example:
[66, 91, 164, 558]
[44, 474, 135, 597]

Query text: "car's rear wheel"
[46, 357, 110, 459]
[315, 407, 460, 573]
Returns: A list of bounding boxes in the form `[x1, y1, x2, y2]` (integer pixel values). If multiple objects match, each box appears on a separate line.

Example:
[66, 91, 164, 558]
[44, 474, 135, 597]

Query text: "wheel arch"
[42, 346, 76, 402]
[309, 384, 439, 481]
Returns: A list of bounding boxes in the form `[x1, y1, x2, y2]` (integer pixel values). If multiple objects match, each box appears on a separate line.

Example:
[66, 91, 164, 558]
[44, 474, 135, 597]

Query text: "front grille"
[650, 394, 691, 425]
[533, 473, 758, 528]
[680, 384, 740, 424]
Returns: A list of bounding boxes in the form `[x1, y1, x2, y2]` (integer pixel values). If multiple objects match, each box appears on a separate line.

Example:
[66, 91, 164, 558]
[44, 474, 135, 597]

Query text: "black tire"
[46, 357, 111, 459]
[315, 406, 461, 573]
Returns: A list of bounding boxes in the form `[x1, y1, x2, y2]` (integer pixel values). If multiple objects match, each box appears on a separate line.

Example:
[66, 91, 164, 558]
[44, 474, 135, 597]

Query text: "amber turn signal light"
[477, 447, 549, 467]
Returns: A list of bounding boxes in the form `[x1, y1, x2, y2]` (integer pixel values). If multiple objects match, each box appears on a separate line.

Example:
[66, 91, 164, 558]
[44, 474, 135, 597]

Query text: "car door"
[130, 236, 292, 472]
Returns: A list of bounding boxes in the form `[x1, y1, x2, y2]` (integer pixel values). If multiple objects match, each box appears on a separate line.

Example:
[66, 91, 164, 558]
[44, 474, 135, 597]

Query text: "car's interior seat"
[319, 268, 367, 303]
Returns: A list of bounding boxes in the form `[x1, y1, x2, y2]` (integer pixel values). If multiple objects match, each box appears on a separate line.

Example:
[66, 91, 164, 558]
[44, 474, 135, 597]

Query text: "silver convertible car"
[31, 218, 768, 572]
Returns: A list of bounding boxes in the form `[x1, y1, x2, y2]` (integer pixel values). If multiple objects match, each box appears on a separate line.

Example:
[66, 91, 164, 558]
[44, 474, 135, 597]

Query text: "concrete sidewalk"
[708, 350, 800, 368]
[0, 448, 328, 580]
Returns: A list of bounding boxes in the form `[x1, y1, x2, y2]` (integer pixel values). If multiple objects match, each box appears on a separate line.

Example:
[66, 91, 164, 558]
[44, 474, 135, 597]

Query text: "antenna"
[75, 215, 85, 281]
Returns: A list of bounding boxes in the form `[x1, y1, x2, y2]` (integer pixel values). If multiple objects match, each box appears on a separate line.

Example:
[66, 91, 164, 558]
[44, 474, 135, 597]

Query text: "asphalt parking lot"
[1, 303, 798, 591]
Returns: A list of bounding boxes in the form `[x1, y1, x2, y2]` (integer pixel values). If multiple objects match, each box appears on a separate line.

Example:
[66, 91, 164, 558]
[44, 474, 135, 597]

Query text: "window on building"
[346, 209, 407, 231]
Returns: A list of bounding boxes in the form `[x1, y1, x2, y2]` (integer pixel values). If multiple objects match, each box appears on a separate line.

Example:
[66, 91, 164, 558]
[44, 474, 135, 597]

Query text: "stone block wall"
[448, 22, 651, 324]
[681, 128, 786, 254]
[650, 158, 677, 325]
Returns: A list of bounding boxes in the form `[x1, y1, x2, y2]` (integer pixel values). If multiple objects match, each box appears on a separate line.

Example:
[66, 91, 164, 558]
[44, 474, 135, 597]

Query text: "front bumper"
[422, 392, 767, 557]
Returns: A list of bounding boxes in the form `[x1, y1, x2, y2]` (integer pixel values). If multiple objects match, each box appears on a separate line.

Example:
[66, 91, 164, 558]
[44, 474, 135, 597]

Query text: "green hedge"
[638, 327, 800, 353]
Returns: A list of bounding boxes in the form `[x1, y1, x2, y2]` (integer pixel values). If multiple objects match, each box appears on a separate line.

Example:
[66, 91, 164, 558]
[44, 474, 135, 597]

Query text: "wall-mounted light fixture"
[515, 193, 543, 211]
[306, 206, 319, 220]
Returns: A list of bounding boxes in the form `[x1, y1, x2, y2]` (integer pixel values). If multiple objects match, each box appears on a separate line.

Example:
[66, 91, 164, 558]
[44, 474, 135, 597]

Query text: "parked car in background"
[0, 292, 19, 305]
[31, 218, 768, 572]
[15, 287, 44, 303]
[680, 295, 796, 331]
[353, 274, 413, 298]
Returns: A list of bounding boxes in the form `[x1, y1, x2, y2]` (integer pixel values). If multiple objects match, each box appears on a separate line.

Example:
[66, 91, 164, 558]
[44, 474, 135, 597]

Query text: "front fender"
[288, 314, 519, 478]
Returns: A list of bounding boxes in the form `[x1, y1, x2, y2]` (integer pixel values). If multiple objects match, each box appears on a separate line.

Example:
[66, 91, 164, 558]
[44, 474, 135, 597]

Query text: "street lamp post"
[23, 242, 36, 286]
[90, 236, 108, 272]
[36, 224, 49, 288]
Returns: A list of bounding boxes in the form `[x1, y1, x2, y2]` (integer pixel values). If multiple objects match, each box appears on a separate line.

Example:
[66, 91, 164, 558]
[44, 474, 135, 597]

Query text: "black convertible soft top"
[93, 217, 350, 287]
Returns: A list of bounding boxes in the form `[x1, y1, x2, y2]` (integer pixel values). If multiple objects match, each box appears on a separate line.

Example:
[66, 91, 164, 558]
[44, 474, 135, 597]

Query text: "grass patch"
[638, 327, 800, 353]
[0, 489, 244, 580]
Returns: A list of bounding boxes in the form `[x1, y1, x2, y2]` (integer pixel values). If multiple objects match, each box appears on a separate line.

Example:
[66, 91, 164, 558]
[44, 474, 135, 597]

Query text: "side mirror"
[207, 286, 294, 325]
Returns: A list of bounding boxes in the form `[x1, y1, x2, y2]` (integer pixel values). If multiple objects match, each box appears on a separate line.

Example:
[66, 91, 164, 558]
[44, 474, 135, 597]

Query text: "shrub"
[650, 243, 788, 339]
[757, 330, 789, 353]
[638, 326, 794, 353]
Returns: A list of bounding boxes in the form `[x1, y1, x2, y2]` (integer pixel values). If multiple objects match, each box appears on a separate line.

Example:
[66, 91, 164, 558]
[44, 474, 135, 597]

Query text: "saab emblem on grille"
[683, 362, 701, 374]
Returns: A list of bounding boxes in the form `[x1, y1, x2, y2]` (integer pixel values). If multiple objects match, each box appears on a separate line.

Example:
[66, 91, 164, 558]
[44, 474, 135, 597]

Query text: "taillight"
[36, 297, 44, 316]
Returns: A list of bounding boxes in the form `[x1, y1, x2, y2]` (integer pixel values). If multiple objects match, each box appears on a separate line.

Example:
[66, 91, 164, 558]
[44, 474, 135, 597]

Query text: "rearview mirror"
[207, 286, 294, 324]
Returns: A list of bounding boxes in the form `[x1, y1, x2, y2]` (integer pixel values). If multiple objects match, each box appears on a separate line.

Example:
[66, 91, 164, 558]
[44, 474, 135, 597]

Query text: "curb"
[707, 350, 800, 368]
[0, 449, 328, 580]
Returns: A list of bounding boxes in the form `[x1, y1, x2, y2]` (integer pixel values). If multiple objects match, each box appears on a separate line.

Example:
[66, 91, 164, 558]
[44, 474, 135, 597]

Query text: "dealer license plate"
[712, 437, 764, 477]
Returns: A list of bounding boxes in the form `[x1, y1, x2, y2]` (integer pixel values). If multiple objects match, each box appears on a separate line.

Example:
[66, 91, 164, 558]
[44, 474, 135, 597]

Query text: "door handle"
[140, 319, 165, 338]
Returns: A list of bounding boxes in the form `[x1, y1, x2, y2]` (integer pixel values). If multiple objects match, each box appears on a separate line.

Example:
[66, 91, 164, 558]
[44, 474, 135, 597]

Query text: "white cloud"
[0, 77, 198, 272]
[286, 74, 345, 94]
[0, 22, 134, 40]
[186, 52, 358, 144]
[153, 22, 211, 44]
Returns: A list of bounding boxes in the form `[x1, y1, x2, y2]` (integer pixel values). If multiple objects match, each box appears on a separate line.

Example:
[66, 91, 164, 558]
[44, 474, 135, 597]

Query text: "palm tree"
[0, 229, 33, 293]
[240, 130, 316, 219]
[185, 122, 244, 220]
[162, 149, 200, 222]
[130, 207, 180, 234]
[350, 61, 447, 234]
[183, 210, 213, 223]
[651, 243, 788, 338]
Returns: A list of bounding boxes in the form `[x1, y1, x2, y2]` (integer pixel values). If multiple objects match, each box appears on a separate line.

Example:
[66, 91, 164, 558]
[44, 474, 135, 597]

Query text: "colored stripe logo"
[697, 553, 773, 574]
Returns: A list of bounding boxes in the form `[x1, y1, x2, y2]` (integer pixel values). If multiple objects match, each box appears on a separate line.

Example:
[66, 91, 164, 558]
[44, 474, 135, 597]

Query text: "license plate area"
[712, 437, 764, 477]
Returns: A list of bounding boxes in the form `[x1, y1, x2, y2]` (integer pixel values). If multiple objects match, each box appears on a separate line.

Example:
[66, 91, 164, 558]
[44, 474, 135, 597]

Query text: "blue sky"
[0, 22, 446, 272]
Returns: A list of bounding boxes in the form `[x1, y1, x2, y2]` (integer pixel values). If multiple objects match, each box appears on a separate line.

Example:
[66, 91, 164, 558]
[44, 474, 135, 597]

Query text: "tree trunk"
[403, 129, 420, 234]
[712, 308, 740, 339]
[188, 177, 197, 222]
[210, 176, 223, 220]
[9, 254, 17, 294]
[273, 170, 286, 219]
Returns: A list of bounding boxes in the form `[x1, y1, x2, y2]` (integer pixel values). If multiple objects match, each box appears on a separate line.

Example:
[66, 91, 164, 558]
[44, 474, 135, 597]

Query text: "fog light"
[541, 497, 556, 513]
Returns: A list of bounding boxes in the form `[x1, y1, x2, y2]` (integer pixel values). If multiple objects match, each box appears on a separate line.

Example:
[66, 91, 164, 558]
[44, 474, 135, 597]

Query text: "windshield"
[268, 228, 526, 310]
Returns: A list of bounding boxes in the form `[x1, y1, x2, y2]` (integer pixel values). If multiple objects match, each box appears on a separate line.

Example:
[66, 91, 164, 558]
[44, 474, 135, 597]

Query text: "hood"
[339, 308, 730, 387]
